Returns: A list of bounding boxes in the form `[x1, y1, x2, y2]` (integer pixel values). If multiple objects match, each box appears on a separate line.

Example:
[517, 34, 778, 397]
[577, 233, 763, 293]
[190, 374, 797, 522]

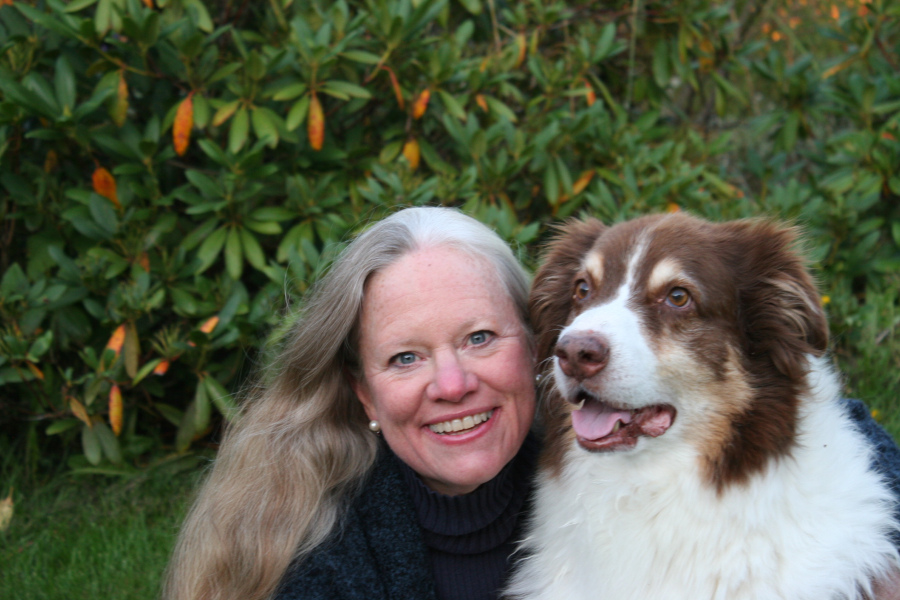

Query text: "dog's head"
[530, 213, 828, 489]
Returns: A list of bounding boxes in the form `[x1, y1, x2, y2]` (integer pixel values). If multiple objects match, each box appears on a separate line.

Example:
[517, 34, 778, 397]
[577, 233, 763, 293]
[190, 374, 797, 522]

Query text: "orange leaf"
[142, 0, 154, 7]
[572, 169, 595, 195]
[26, 362, 44, 381]
[106, 324, 126, 357]
[173, 93, 194, 157]
[70, 397, 92, 428]
[137, 252, 150, 271]
[308, 92, 325, 151]
[402, 138, 420, 171]
[515, 32, 527, 68]
[153, 359, 171, 376]
[44, 150, 58, 173]
[112, 71, 129, 127]
[699, 38, 715, 72]
[475, 94, 488, 113]
[108, 384, 123, 436]
[412, 89, 430, 120]
[0, 0, 13, 6]
[666, 202, 681, 213]
[92, 167, 120, 209]
[583, 79, 596, 107]
[831, 4, 840, 19]
[382, 66, 404, 109]
[199, 315, 219, 335]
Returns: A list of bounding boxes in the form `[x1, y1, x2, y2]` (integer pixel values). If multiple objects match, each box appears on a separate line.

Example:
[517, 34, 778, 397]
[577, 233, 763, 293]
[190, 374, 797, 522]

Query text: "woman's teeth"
[429, 410, 494, 434]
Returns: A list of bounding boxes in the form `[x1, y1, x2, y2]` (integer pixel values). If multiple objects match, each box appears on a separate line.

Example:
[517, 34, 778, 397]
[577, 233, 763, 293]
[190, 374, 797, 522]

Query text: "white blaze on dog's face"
[531, 214, 829, 487]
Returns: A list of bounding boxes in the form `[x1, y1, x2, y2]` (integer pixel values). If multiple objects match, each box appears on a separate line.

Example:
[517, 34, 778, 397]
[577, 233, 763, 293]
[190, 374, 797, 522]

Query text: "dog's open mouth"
[570, 391, 676, 452]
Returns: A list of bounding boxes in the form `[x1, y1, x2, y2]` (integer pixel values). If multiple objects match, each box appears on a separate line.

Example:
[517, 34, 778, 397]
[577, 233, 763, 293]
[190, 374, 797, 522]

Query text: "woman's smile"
[427, 408, 495, 435]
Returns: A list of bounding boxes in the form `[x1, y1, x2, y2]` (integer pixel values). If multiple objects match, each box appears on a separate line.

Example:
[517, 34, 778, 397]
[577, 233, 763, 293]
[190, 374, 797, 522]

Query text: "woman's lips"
[427, 409, 494, 434]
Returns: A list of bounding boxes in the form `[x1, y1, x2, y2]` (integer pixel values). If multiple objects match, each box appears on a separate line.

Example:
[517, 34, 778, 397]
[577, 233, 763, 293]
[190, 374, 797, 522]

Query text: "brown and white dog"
[507, 213, 900, 600]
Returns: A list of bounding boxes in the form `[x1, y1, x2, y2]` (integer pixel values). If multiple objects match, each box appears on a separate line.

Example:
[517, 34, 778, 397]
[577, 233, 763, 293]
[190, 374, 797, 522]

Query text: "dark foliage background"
[1, 0, 898, 477]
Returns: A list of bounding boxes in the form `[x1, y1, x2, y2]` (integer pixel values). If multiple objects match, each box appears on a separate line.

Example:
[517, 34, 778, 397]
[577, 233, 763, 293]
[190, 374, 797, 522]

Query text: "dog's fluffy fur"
[507, 213, 900, 600]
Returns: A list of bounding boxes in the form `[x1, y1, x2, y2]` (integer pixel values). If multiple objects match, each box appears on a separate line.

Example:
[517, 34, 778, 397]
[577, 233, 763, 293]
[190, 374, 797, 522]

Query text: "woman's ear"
[346, 369, 377, 422]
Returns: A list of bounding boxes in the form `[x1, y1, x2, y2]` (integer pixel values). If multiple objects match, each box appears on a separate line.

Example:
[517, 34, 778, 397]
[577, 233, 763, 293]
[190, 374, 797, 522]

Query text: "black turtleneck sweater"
[396, 433, 540, 600]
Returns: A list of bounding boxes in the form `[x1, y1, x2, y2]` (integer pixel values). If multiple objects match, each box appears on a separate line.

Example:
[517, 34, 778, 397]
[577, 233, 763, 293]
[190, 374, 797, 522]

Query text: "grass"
[0, 455, 206, 600]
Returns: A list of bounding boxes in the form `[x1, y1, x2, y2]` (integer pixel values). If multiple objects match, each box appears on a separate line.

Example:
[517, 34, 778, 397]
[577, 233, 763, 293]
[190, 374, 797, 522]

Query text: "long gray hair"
[162, 206, 531, 600]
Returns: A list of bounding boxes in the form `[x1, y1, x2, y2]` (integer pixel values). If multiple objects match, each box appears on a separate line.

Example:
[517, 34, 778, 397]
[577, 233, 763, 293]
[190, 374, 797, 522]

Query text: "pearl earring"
[368, 420, 381, 434]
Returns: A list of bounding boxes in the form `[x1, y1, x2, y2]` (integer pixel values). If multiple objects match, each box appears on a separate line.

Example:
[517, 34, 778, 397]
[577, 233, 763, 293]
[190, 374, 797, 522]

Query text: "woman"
[163, 206, 539, 600]
[164, 206, 900, 600]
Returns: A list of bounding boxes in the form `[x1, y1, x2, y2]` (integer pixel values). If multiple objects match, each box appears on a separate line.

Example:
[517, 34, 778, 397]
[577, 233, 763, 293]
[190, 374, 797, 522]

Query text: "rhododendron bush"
[1, 0, 897, 473]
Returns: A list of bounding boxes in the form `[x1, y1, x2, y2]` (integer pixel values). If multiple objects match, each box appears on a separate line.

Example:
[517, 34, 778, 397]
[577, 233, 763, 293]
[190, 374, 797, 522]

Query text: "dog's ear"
[529, 218, 607, 363]
[726, 219, 829, 381]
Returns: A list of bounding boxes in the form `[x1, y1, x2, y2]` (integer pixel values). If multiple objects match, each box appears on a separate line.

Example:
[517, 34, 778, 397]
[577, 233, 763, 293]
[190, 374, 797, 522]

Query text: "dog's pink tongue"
[572, 403, 632, 441]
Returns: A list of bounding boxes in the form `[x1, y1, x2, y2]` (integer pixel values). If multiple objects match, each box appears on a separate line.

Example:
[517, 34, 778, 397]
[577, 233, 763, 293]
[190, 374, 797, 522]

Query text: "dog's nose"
[555, 333, 610, 380]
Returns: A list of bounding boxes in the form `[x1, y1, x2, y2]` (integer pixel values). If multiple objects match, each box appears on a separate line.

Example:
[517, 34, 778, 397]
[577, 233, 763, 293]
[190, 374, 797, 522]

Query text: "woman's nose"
[426, 352, 477, 402]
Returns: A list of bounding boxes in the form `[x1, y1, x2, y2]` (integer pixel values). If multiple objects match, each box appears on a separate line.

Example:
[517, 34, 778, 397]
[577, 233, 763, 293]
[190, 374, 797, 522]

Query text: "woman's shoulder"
[274, 446, 438, 600]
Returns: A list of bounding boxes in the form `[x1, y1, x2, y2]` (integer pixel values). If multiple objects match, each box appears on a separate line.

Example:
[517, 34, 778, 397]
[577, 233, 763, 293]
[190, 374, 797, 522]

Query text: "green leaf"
[184, 0, 214, 32]
[132, 358, 163, 385]
[229, 107, 250, 153]
[205, 375, 238, 422]
[342, 50, 381, 64]
[195, 226, 228, 274]
[437, 90, 467, 121]
[244, 219, 283, 235]
[95, 0, 115, 35]
[46, 419, 81, 436]
[89, 194, 119, 235]
[186, 169, 222, 198]
[483, 95, 517, 122]
[272, 82, 309, 101]
[175, 403, 196, 452]
[322, 80, 372, 100]
[652, 41, 670, 88]
[54, 56, 77, 113]
[27, 331, 53, 361]
[594, 22, 617, 61]
[225, 226, 243, 280]
[193, 378, 210, 434]
[14, 3, 81, 39]
[156, 403, 184, 428]
[250, 207, 295, 221]
[0, 263, 28, 298]
[82, 425, 102, 466]
[456, 0, 482, 15]
[286, 95, 311, 131]
[94, 421, 122, 464]
[64, 0, 100, 11]
[251, 106, 279, 147]
[239, 228, 266, 270]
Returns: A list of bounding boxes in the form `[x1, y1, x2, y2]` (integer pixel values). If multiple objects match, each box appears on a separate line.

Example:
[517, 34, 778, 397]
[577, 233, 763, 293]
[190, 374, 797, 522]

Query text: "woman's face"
[352, 245, 536, 496]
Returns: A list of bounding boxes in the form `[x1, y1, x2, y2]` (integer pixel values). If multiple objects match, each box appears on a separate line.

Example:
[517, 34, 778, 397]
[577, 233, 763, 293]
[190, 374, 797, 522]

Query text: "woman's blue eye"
[393, 352, 416, 365]
[469, 331, 491, 345]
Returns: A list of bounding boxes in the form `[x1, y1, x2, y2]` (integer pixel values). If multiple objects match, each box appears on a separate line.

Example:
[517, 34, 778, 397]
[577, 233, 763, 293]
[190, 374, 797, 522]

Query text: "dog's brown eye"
[573, 279, 591, 301]
[666, 287, 691, 308]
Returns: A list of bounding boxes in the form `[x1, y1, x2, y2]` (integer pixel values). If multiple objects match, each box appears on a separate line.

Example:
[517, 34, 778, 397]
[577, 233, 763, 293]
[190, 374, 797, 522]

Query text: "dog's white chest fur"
[508, 365, 899, 600]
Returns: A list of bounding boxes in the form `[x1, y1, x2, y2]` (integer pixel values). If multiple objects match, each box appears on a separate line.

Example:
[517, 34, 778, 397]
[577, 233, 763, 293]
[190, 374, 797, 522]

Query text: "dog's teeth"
[612, 420, 621, 433]
[573, 398, 586, 410]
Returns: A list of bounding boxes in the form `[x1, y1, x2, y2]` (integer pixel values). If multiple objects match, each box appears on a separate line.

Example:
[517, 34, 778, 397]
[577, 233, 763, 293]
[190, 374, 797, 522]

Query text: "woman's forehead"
[358, 247, 518, 337]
